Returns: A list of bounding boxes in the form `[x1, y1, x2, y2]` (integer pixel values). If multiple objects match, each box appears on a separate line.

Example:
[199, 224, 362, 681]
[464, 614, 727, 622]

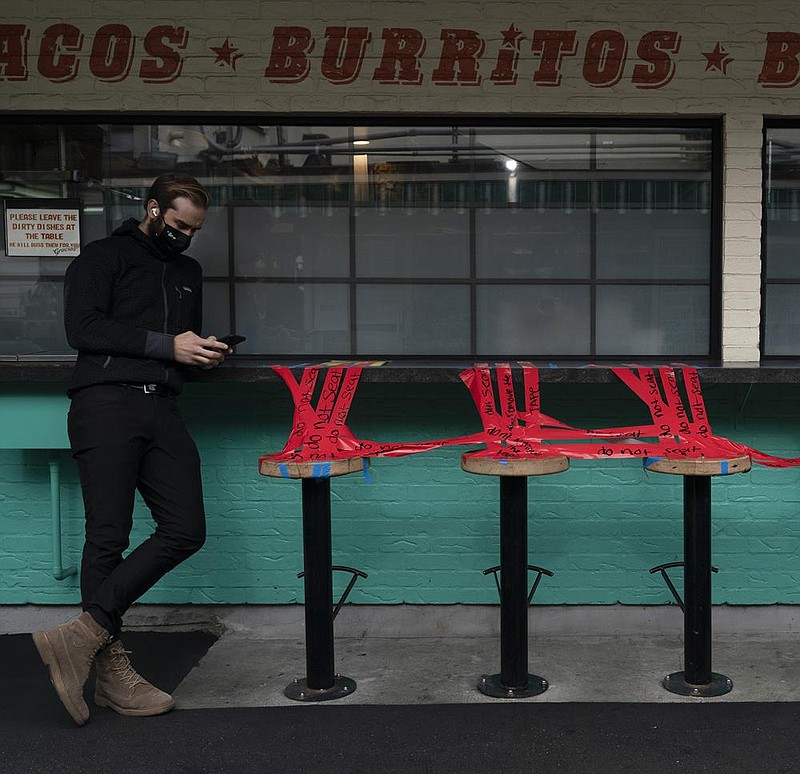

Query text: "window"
[763, 122, 800, 358]
[0, 118, 720, 360]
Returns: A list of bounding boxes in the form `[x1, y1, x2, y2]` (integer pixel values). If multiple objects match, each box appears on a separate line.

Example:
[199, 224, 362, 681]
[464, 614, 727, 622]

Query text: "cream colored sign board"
[5, 204, 81, 258]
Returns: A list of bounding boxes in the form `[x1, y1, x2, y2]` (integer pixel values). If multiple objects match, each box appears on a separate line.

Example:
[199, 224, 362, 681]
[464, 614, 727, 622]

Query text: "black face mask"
[153, 222, 192, 256]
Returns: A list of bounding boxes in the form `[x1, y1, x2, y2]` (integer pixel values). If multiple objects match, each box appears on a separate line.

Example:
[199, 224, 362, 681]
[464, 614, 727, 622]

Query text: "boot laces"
[106, 645, 146, 689]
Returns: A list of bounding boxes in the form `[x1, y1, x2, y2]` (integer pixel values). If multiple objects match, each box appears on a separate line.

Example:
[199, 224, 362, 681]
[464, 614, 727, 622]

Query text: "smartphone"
[217, 334, 246, 347]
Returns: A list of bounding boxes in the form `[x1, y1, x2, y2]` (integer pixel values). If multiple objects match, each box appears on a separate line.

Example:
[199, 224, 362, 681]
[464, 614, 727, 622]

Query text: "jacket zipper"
[161, 263, 168, 333]
[161, 263, 169, 382]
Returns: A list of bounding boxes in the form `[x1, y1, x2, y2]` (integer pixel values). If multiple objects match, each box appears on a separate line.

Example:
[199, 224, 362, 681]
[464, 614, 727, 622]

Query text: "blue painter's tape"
[362, 458, 375, 484]
[643, 457, 662, 470]
[721, 461, 728, 475]
[278, 463, 290, 478]
[312, 462, 332, 478]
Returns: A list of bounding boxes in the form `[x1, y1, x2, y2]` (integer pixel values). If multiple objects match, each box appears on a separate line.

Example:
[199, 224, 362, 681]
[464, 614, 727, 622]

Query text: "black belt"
[117, 382, 175, 396]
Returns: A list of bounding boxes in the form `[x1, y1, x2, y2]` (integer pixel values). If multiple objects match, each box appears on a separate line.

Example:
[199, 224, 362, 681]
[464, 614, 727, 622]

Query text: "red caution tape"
[461, 363, 800, 466]
[259, 362, 800, 468]
[258, 363, 481, 465]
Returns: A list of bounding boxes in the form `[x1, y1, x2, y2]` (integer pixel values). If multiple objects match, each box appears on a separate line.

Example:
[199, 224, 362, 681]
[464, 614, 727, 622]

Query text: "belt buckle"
[143, 383, 159, 394]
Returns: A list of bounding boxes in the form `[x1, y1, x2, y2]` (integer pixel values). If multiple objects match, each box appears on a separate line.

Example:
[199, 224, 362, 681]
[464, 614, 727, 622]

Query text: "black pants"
[68, 384, 206, 637]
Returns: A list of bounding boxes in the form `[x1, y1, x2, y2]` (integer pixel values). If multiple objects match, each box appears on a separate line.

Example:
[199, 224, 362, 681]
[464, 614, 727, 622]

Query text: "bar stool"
[645, 455, 751, 697]
[461, 453, 569, 698]
[259, 457, 367, 702]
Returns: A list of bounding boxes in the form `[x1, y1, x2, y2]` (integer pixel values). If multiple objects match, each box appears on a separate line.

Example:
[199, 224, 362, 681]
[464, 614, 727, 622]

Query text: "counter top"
[3, 356, 800, 384]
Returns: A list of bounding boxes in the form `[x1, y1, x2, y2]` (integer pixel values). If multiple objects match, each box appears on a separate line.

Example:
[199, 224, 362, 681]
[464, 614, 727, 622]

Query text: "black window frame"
[0, 112, 724, 364]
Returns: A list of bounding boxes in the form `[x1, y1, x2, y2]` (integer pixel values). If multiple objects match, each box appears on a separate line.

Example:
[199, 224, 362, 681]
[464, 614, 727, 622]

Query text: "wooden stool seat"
[259, 457, 367, 479]
[461, 454, 570, 477]
[645, 456, 751, 477]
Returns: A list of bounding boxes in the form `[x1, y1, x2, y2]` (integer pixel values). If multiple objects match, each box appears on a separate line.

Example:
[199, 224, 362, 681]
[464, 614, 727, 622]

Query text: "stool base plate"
[284, 675, 357, 702]
[478, 673, 548, 698]
[662, 671, 733, 697]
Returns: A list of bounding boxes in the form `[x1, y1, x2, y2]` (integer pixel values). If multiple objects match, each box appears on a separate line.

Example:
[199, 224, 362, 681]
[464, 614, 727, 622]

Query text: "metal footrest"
[298, 564, 367, 619]
[483, 564, 554, 603]
[648, 561, 718, 612]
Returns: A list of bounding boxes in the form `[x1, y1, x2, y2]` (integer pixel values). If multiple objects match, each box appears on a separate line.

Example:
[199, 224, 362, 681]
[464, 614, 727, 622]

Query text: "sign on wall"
[4, 199, 81, 258]
[0, 21, 798, 91]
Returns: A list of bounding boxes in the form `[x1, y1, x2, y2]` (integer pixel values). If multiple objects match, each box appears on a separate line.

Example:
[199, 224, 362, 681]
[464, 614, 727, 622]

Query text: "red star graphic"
[210, 39, 243, 70]
[501, 24, 524, 48]
[702, 42, 733, 74]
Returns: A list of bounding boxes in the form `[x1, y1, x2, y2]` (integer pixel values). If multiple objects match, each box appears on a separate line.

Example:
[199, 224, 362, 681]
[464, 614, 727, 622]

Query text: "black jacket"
[64, 218, 203, 395]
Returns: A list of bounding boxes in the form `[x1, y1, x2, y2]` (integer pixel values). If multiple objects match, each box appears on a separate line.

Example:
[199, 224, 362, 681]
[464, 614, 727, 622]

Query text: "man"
[32, 173, 229, 726]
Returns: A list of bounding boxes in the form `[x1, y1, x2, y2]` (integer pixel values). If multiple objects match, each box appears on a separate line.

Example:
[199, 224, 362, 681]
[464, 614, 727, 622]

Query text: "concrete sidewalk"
[5, 604, 800, 707]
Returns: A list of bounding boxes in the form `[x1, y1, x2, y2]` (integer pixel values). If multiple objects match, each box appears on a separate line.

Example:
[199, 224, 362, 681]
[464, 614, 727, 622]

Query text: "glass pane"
[236, 282, 349, 354]
[350, 125, 470, 278]
[103, 198, 143, 236]
[595, 130, 712, 172]
[0, 279, 68, 354]
[350, 125, 469, 165]
[596, 285, 709, 356]
[0, 125, 62, 178]
[474, 130, 592, 171]
[476, 285, 590, 355]
[201, 281, 229, 341]
[764, 285, 800, 355]
[356, 211, 469, 278]
[476, 210, 590, 279]
[596, 208, 710, 280]
[233, 206, 349, 277]
[356, 285, 469, 354]
[764, 216, 800, 279]
[266, 124, 352, 169]
[81, 201, 114, 246]
[0, 248, 73, 277]
[190, 208, 229, 277]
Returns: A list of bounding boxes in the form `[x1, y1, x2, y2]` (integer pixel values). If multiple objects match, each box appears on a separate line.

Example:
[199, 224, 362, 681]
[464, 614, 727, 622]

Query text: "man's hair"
[146, 173, 210, 213]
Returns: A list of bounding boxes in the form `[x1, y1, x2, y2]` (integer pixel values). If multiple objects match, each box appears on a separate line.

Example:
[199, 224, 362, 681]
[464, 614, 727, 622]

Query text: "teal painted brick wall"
[2, 380, 800, 606]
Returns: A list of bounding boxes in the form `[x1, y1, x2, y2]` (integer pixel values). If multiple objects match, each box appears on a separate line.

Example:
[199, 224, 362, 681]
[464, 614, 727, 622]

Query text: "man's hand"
[173, 331, 228, 369]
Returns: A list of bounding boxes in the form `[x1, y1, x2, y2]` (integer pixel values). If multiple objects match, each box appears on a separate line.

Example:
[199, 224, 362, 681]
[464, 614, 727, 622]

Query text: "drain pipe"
[49, 458, 77, 581]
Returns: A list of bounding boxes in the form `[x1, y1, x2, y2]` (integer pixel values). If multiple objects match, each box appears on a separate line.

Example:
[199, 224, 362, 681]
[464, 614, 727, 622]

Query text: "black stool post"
[479, 473, 547, 698]
[662, 473, 731, 697]
[260, 459, 363, 702]
[299, 476, 336, 691]
[644, 456, 752, 698]
[646, 455, 750, 697]
[683, 475, 713, 686]
[462, 455, 570, 698]
[497, 475, 532, 688]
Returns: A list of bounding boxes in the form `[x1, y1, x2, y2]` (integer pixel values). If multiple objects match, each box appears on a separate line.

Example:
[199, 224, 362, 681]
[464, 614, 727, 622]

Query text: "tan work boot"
[32, 611, 111, 726]
[94, 640, 175, 717]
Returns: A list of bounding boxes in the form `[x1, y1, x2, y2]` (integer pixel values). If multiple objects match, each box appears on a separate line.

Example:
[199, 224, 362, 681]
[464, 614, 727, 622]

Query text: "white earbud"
[151, 209, 158, 217]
